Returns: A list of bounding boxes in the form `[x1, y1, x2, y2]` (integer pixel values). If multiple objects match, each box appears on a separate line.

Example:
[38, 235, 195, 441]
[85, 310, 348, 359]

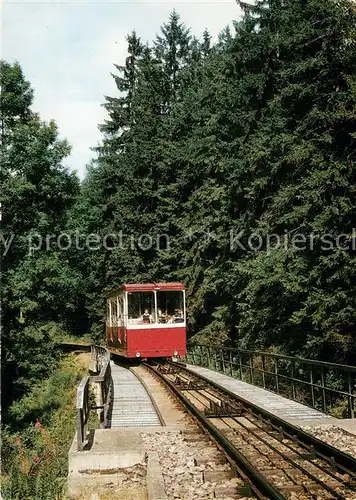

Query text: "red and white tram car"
[106, 283, 186, 359]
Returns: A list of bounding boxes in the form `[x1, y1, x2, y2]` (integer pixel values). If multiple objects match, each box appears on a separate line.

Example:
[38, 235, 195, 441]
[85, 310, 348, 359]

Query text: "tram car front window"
[127, 289, 185, 325]
[157, 290, 184, 324]
[128, 291, 156, 324]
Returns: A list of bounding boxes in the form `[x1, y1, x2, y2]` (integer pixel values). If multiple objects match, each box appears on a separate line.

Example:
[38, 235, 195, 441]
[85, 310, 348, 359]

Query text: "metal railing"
[90, 345, 112, 427]
[185, 344, 356, 419]
[76, 376, 90, 451]
[90, 344, 108, 373]
[76, 345, 112, 451]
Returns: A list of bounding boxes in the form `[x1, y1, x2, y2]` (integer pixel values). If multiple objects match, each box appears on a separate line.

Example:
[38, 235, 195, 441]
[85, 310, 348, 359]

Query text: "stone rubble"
[301, 425, 356, 458]
[72, 463, 147, 500]
[141, 430, 255, 500]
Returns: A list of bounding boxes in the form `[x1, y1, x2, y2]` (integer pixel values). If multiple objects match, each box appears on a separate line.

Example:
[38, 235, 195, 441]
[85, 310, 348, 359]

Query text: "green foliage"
[5, 323, 61, 398]
[76, 2, 356, 363]
[8, 352, 81, 428]
[3, 2, 356, 443]
[1, 7, 356, 494]
[1, 354, 88, 500]
[1, 60, 82, 412]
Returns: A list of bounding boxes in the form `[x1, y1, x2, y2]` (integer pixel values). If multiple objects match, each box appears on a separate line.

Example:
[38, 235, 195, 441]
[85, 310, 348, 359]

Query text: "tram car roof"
[107, 282, 185, 297]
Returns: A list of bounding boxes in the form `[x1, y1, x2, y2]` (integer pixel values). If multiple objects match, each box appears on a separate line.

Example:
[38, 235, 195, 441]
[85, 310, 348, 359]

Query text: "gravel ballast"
[141, 430, 254, 500]
[302, 425, 356, 458]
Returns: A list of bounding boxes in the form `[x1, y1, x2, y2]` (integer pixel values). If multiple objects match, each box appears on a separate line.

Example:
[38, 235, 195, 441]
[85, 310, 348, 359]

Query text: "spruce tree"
[230, 0, 356, 361]
[154, 10, 191, 108]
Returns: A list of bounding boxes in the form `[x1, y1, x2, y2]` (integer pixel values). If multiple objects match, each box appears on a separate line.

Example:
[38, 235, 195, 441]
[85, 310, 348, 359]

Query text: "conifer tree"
[1, 61, 80, 406]
[79, 2, 356, 362]
[154, 10, 191, 108]
[229, 0, 356, 361]
[99, 31, 143, 143]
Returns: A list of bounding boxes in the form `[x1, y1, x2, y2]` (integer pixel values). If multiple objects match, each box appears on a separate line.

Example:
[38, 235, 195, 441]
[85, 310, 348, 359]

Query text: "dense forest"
[1, 0, 356, 480]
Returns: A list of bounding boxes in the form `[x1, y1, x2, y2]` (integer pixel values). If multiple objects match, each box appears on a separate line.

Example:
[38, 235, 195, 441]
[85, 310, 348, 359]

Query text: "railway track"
[144, 361, 356, 500]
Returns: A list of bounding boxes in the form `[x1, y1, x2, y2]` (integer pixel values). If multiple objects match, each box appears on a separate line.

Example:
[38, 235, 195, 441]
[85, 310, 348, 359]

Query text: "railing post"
[76, 376, 90, 451]
[347, 372, 354, 419]
[77, 408, 84, 451]
[229, 350, 233, 377]
[103, 374, 112, 429]
[221, 349, 226, 374]
[249, 352, 254, 384]
[239, 352, 243, 381]
[261, 355, 266, 389]
[321, 366, 327, 413]
[310, 365, 315, 408]
[291, 361, 296, 400]
[100, 380, 104, 407]
[275, 358, 279, 393]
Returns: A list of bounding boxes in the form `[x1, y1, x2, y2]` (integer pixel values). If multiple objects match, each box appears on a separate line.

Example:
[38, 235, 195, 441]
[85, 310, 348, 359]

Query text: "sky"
[3, 0, 242, 179]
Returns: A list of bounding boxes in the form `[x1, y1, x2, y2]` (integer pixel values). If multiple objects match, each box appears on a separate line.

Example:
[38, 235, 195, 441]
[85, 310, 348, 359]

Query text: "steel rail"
[185, 380, 355, 491]
[165, 366, 356, 499]
[194, 390, 356, 491]
[175, 362, 356, 476]
[184, 387, 350, 499]
[144, 362, 287, 500]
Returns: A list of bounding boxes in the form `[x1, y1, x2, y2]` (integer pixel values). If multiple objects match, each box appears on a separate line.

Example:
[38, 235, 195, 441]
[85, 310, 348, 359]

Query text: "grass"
[1, 352, 91, 500]
[59, 332, 93, 345]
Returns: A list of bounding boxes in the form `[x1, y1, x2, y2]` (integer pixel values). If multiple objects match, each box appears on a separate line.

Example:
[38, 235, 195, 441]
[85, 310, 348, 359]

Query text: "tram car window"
[128, 291, 155, 324]
[157, 290, 184, 323]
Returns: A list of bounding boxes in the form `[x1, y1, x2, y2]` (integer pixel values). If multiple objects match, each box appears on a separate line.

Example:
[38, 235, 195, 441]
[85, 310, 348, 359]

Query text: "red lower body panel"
[106, 326, 186, 358]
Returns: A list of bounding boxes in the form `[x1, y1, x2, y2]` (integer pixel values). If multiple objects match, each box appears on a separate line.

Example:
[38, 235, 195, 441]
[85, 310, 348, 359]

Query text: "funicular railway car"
[106, 283, 186, 359]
